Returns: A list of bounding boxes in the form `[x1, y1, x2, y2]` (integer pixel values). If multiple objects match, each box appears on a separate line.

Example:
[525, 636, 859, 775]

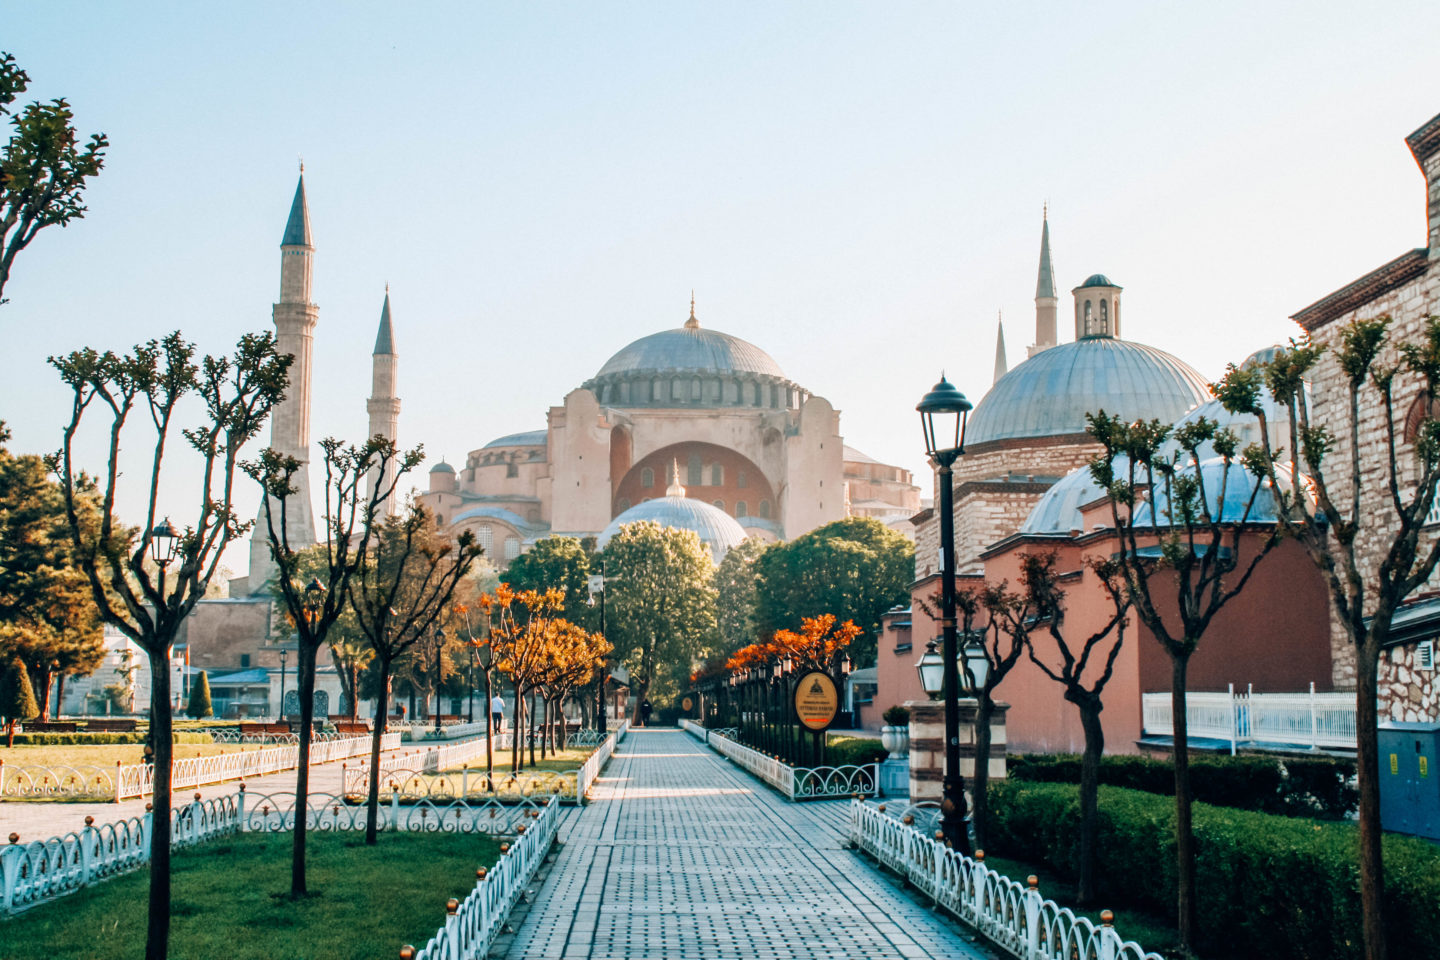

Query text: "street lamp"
[278, 647, 288, 721]
[433, 626, 446, 736]
[587, 563, 609, 733]
[303, 576, 324, 630]
[917, 373, 973, 855]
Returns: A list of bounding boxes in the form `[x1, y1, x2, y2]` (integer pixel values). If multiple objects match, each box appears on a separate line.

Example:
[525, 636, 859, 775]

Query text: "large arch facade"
[613, 440, 776, 523]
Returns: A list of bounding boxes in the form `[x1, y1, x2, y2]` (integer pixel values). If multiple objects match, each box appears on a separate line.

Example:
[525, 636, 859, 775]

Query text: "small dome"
[1020, 461, 1124, 536]
[1134, 457, 1310, 527]
[595, 326, 786, 381]
[429, 461, 455, 474]
[967, 338, 1211, 446]
[597, 496, 747, 562]
[1080, 274, 1117, 288]
[1160, 345, 1298, 461]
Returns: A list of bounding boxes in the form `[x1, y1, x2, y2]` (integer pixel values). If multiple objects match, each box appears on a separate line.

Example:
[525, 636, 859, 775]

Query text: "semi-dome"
[966, 338, 1211, 446]
[484, 429, 547, 449]
[597, 495, 747, 562]
[595, 324, 785, 380]
[1020, 460, 1125, 536]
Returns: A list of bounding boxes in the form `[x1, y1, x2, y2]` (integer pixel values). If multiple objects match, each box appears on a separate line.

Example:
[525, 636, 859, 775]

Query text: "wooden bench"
[332, 721, 370, 736]
[25, 721, 80, 733]
[85, 719, 138, 733]
[238, 722, 292, 736]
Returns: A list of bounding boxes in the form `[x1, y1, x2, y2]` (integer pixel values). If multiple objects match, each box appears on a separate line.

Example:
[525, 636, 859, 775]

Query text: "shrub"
[186, 671, 213, 719]
[882, 704, 910, 726]
[4, 731, 214, 746]
[825, 735, 887, 767]
[1007, 752, 1357, 819]
[985, 781, 1440, 960]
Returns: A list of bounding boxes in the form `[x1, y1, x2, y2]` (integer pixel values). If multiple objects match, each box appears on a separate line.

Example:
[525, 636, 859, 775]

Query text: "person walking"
[640, 699, 653, 727]
[490, 693, 505, 733]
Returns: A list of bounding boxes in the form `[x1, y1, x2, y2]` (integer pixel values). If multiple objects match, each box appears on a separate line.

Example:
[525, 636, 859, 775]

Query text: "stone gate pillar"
[905, 698, 1009, 803]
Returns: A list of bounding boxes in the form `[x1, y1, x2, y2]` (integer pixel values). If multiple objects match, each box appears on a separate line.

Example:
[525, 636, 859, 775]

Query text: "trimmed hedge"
[986, 780, 1440, 960]
[1008, 752, 1358, 819]
[4, 732, 214, 746]
[825, 736, 887, 768]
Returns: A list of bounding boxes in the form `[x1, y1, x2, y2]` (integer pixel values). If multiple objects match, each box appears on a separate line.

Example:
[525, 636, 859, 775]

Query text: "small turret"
[1073, 274, 1122, 339]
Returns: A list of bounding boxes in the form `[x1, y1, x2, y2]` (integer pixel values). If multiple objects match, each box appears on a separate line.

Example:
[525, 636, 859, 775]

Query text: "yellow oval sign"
[681, 696, 693, 712]
[793, 671, 839, 731]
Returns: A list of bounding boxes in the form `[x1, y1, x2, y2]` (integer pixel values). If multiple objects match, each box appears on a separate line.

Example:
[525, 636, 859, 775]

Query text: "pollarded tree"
[601, 521, 717, 720]
[49, 331, 290, 960]
[1215, 317, 1440, 960]
[0, 51, 108, 305]
[247, 436, 420, 895]
[1087, 411, 1282, 957]
[186, 670, 212, 719]
[349, 502, 481, 843]
[1017, 552, 1130, 905]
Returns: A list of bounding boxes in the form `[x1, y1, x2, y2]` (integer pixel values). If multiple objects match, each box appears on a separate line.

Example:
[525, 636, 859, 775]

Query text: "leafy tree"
[0, 52, 107, 305]
[755, 517, 912, 666]
[714, 537, 769, 654]
[349, 502, 481, 843]
[246, 435, 419, 895]
[186, 670, 212, 719]
[601, 520, 717, 719]
[1015, 552, 1130, 904]
[1087, 410, 1281, 956]
[1, 655, 38, 746]
[1216, 317, 1440, 960]
[49, 330, 290, 960]
[504, 536, 595, 628]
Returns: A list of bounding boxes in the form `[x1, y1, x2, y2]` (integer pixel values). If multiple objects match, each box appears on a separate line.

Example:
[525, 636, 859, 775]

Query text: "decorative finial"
[666, 458, 686, 497]
[1043, 200, 1047, 220]
[299, 156, 304, 174]
[385, 281, 390, 294]
[685, 291, 699, 330]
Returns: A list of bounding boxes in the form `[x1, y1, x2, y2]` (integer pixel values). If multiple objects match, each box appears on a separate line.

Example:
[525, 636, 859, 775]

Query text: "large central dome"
[967, 338, 1211, 446]
[595, 324, 785, 379]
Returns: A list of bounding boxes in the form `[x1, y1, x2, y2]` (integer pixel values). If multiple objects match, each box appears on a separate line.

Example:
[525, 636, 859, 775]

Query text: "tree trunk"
[971, 693, 994, 852]
[6, 719, 14, 748]
[364, 661, 392, 845]
[540, 696, 549, 760]
[512, 686, 525, 774]
[145, 650, 174, 960]
[55, 674, 67, 718]
[1075, 698, 1105, 906]
[483, 670, 494, 789]
[1171, 653, 1197, 956]
[348, 664, 359, 724]
[1356, 637, 1387, 960]
[528, 691, 537, 766]
[290, 642, 317, 897]
[37, 667, 53, 721]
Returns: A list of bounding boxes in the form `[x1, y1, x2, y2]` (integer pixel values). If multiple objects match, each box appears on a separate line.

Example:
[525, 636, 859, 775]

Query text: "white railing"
[680, 719, 877, 801]
[1142, 683, 1355, 753]
[1, 787, 549, 916]
[410, 794, 563, 960]
[0, 733, 399, 802]
[576, 721, 629, 800]
[850, 800, 1163, 960]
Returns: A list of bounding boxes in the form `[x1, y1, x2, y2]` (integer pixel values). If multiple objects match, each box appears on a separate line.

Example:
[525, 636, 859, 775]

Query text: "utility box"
[1379, 721, 1440, 841]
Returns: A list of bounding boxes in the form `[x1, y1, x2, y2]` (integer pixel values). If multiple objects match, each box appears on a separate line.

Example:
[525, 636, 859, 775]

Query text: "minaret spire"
[993, 311, 1008, 385]
[1028, 207, 1059, 358]
[366, 288, 401, 516]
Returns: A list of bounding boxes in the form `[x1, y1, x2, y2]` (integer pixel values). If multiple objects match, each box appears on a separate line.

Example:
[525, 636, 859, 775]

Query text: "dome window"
[738, 470, 748, 489]
[687, 454, 703, 487]
[616, 497, 630, 513]
[759, 499, 771, 519]
[477, 524, 493, 553]
[504, 537, 520, 561]
[735, 501, 748, 518]
[506, 462, 518, 478]
[642, 467, 655, 489]
[710, 464, 723, 486]
[712, 499, 725, 511]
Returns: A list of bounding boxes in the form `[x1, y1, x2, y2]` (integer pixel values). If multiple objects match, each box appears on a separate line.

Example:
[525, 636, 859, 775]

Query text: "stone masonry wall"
[1381, 643, 1440, 722]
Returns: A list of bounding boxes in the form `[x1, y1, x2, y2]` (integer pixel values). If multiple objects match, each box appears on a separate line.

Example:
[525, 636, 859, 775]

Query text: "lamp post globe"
[433, 627, 446, 735]
[149, 518, 179, 567]
[917, 373, 973, 856]
[915, 640, 944, 698]
[961, 636, 990, 695]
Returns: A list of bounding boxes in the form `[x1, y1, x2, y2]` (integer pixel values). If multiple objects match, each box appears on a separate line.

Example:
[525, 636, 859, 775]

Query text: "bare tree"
[1215, 317, 1440, 960]
[1087, 411, 1281, 957]
[245, 435, 421, 896]
[349, 502, 480, 843]
[49, 331, 289, 960]
[1017, 552, 1130, 904]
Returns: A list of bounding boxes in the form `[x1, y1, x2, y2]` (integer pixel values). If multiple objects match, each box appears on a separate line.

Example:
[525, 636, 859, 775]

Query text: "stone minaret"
[366, 288, 400, 516]
[247, 171, 318, 594]
[992, 312, 1008, 385]
[1028, 209, 1059, 358]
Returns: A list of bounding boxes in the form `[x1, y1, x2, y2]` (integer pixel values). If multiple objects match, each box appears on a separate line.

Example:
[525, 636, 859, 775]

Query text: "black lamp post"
[278, 647, 288, 721]
[433, 626, 446, 736]
[917, 373, 974, 854]
[587, 563, 608, 733]
[149, 519, 179, 715]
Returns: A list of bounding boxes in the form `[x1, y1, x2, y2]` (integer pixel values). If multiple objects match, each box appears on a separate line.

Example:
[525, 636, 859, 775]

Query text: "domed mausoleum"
[421, 296, 919, 565]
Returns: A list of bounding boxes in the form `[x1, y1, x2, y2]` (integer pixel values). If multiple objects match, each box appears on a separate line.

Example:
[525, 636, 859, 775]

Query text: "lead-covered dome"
[597, 495, 747, 562]
[596, 325, 785, 380]
[967, 338, 1211, 446]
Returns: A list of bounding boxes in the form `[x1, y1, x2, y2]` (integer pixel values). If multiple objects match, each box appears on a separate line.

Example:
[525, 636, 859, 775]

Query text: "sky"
[3, 2, 1440, 575]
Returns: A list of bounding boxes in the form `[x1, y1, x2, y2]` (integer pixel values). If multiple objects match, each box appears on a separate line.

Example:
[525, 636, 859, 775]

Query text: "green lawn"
[0, 831, 503, 960]
[0, 742, 268, 771]
[981, 854, 1194, 960]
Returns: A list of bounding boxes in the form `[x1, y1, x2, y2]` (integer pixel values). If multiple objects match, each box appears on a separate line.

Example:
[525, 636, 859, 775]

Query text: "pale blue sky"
[4, 2, 1440, 572]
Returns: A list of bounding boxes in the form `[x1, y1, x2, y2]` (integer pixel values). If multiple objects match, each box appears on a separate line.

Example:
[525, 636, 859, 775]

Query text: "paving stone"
[500, 729, 989, 960]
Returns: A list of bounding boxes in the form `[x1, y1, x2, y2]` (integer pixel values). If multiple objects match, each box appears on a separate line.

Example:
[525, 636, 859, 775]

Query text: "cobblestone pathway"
[501, 728, 989, 960]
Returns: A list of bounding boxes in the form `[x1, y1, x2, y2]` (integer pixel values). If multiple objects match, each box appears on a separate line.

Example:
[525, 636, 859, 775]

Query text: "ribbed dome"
[597, 496, 747, 562]
[1020, 461, 1123, 536]
[595, 326, 785, 380]
[1160, 346, 1295, 461]
[1134, 457, 1309, 527]
[966, 338, 1211, 445]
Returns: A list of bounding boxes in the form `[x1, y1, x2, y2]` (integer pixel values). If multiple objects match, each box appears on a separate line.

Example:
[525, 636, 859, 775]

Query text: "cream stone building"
[420, 296, 919, 560]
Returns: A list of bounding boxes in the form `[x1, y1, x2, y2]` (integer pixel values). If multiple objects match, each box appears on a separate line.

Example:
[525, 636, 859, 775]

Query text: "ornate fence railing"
[679, 719, 876, 801]
[576, 721, 628, 800]
[1142, 683, 1355, 753]
[0, 787, 553, 916]
[0, 733, 399, 802]
[408, 793, 563, 960]
[849, 800, 1163, 960]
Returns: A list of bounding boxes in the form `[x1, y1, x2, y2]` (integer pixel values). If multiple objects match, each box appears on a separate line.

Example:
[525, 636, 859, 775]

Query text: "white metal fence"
[1141, 683, 1355, 753]
[850, 800, 1163, 960]
[679, 719, 876, 800]
[0, 733, 399, 802]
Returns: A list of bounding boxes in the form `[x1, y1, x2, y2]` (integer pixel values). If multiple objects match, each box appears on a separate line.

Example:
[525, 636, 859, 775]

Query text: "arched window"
[652, 379, 662, 402]
[506, 462, 518, 478]
[735, 501, 748, 518]
[673, 379, 684, 402]
[692, 378, 702, 400]
[712, 499, 725, 511]
[710, 464, 723, 486]
[687, 454, 703, 487]
[504, 537, 520, 561]
[737, 470, 748, 489]
[642, 467, 655, 488]
[477, 524, 493, 553]
[1083, 300, 1093, 335]
[616, 497, 630, 513]
[1099, 299, 1109, 335]
[620, 381, 630, 403]
[759, 499, 771, 519]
